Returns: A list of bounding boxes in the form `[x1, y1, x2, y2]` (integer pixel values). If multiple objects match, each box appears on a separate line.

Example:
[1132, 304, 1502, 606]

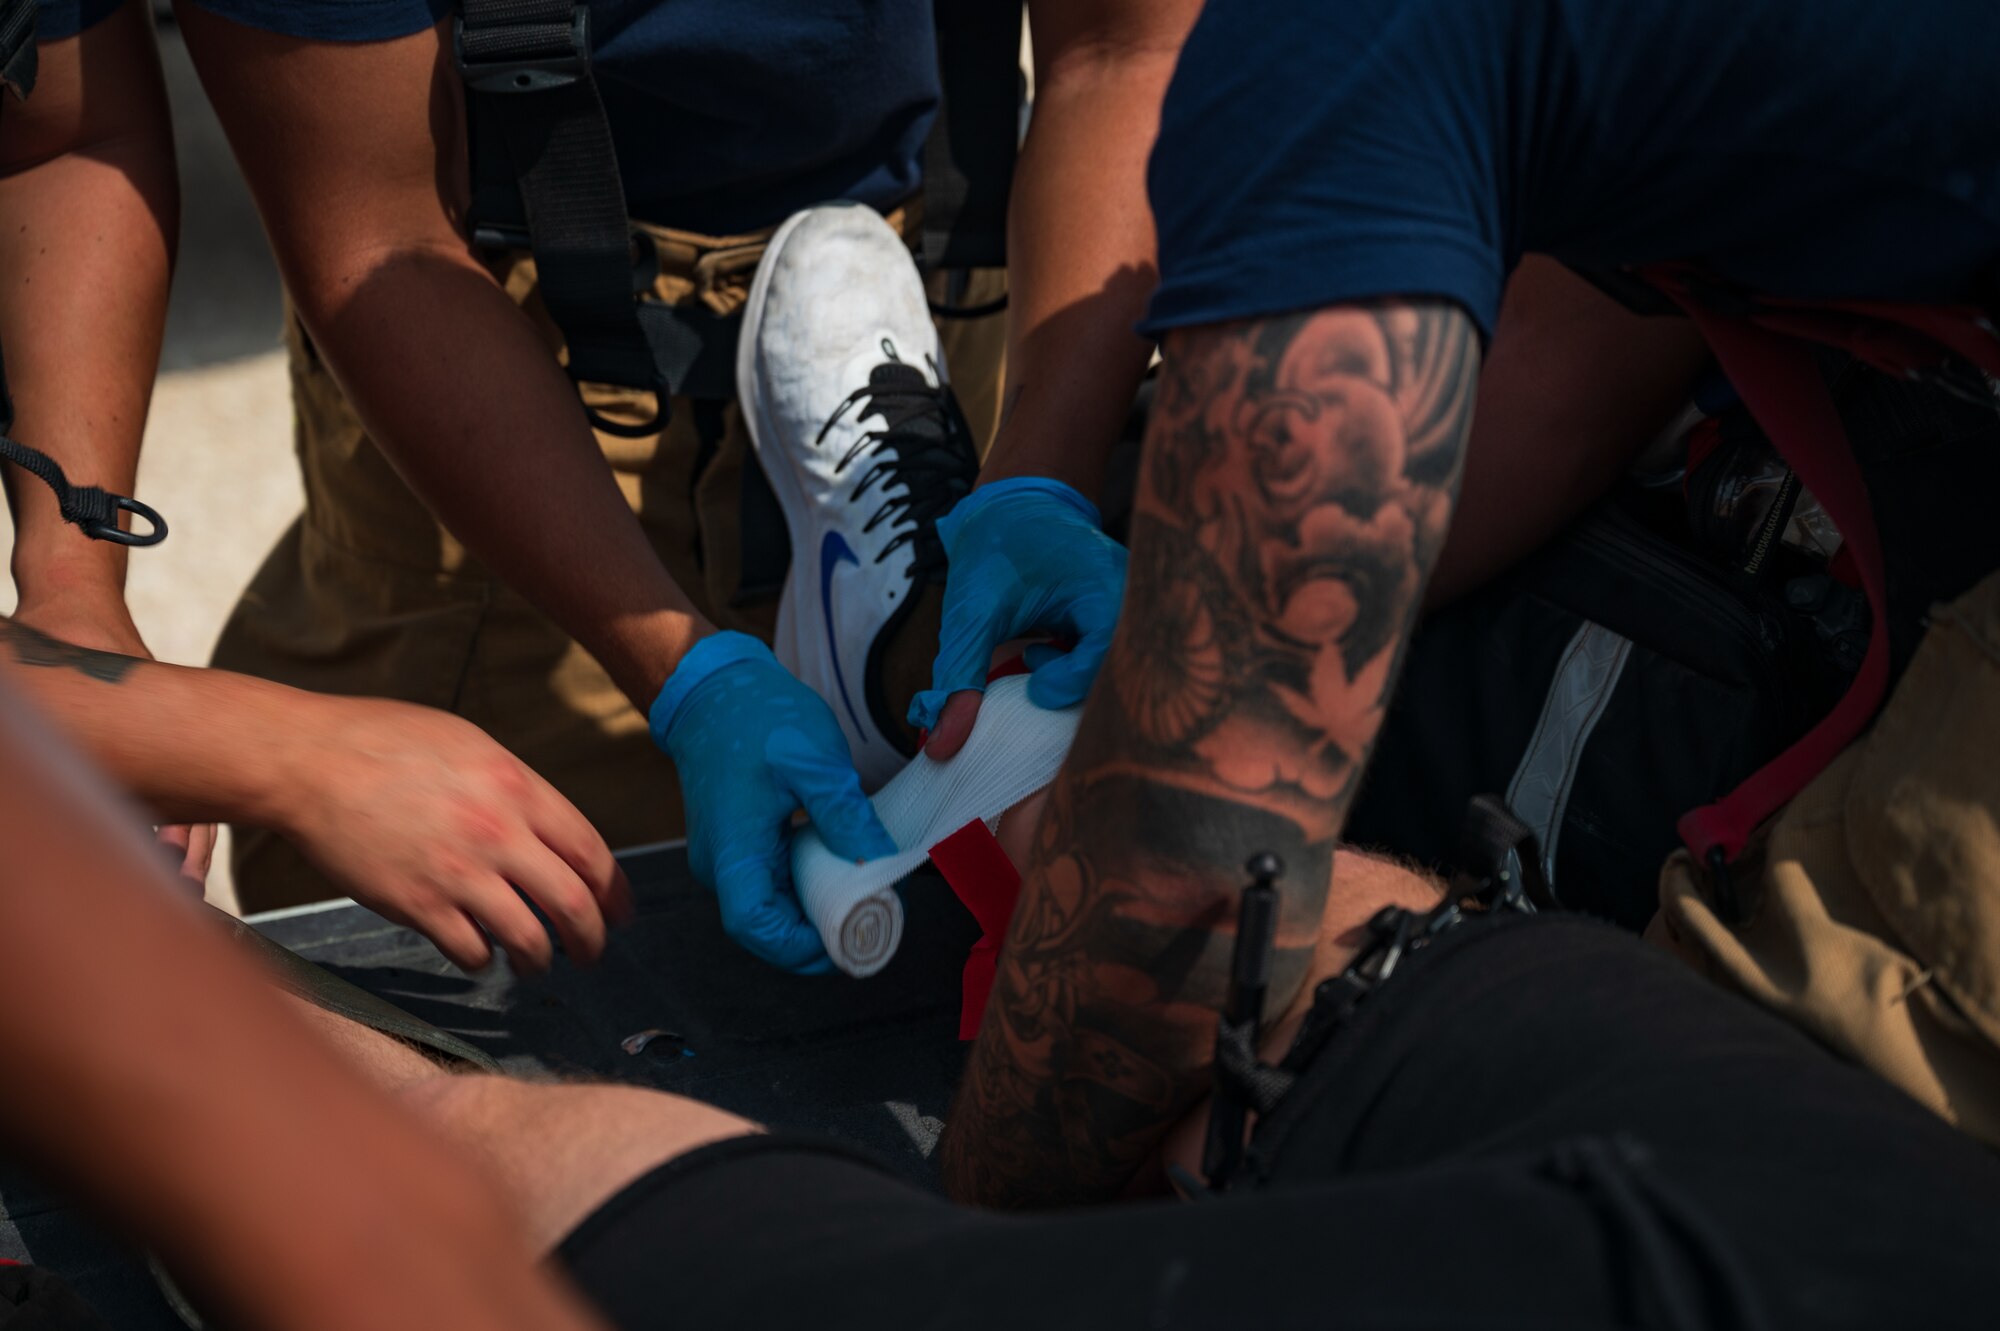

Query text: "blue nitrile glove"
[651, 632, 897, 973]
[908, 477, 1129, 731]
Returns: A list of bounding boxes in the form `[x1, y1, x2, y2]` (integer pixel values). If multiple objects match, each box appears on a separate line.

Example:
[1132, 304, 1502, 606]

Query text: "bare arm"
[175, 9, 707, 707]
[0, 615, 281, 823]
[977, 0, 1202, 497]
[0, 689, 606, 1331]
[0, 0, 177, 648]
[1429, 257, 1709, 608]
[941, 301, 1481, 1207]
[0, 617, 632, 971]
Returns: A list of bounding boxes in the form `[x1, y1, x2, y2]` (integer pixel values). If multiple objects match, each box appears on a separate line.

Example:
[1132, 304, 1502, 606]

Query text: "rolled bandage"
[793, 673, 1081, 977]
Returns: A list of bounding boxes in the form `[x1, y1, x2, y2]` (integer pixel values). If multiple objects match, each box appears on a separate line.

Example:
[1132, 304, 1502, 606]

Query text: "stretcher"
[0, 843, 975, 1326]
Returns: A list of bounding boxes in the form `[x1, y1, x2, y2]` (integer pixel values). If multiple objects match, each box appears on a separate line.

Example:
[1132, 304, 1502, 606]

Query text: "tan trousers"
[1656, 568, 2000, 1146]
[215, 206, 1006, 911]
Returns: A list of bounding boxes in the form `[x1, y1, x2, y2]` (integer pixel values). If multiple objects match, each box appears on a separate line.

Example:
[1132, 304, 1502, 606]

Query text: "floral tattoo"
[940, 302, 1479, 1208]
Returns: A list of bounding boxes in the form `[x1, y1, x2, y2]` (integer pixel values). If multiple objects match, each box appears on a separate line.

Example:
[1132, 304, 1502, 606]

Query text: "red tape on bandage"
[931, 819, 1022, 1040]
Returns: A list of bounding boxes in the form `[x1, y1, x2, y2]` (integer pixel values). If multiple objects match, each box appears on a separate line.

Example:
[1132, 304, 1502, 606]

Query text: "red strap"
[1643, 267, 1907, 862]
[931, 818, 1022, 1040]
[1680, 415, 1726, 489]
[1757, 297, 2000, 381]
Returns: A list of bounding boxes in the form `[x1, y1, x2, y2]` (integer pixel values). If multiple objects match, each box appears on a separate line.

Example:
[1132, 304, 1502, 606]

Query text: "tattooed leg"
[940, 301, 1479, 1208]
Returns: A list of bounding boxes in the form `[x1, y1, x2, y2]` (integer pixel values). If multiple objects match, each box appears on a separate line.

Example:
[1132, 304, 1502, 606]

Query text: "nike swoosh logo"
[819, 530, 867, 734]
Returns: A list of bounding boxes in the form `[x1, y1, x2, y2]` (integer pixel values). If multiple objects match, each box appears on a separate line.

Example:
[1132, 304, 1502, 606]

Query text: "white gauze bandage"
[792, 673, 1081, 977]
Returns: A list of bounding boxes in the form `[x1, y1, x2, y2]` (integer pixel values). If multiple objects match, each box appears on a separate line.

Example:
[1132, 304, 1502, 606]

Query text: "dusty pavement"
[0, 22, 296, 912]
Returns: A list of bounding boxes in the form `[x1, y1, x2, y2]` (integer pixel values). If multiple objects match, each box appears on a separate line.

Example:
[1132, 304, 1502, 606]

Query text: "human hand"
[269, 696, 634, 973]
[651, 632, 896, 972]
[7, 595, 217, 888]
[907, 478, 1126, 759]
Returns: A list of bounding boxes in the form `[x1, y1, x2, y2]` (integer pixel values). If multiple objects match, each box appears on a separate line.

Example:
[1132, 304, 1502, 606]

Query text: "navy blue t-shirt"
[182, 0, 938, 234]
[36, 0, 121, 40]
[1145, 0, 2000, 338]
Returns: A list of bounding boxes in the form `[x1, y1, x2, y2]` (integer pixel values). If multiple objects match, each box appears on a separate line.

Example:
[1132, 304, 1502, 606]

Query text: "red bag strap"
[1761, 297, 2000, 383]
[1639, 267, 2000, 892]
[1643, 268, 1891, 873]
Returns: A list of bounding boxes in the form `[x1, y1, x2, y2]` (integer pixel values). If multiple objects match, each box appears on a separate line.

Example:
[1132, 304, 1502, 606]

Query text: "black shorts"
[557, 916, 2000, 1330]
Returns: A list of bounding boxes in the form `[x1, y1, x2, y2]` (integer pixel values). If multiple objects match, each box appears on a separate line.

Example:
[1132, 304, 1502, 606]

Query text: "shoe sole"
[739, 207, 925, 784]
[738, 207, 816, 676]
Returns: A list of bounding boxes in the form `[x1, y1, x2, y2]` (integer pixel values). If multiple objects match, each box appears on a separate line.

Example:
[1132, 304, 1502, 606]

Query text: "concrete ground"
[0, 22, 294, 913]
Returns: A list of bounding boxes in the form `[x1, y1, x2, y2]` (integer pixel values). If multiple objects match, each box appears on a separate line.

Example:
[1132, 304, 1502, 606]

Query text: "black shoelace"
[814, 338, 979, 578]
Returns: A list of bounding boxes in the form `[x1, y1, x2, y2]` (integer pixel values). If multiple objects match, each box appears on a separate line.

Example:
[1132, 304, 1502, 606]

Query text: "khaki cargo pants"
[1656, 567, 2000, 1146]
[215, 205, 1006, 911]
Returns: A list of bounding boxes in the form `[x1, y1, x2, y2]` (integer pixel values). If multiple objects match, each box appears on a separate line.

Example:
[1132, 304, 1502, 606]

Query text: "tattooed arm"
[939, 301, 1480, 1207]
[0, 616, 294, 825]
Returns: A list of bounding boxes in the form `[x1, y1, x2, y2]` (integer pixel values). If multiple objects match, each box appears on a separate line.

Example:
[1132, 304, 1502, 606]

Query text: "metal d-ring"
[86, 493, 167, 547]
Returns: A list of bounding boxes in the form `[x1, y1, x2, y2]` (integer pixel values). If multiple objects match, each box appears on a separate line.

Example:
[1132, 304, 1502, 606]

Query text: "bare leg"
[402, 1075, 755, 1253]
[282, 995, 756, 1253]
[279, 993, 444, 1091]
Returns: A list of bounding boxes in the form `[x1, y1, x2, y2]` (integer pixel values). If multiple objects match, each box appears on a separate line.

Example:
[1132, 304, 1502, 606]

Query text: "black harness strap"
[924, 0, 1021, 317]
[924, 0, 1021, 272]
[456, 0, 671, 434]
[456, 1, 1024, 426]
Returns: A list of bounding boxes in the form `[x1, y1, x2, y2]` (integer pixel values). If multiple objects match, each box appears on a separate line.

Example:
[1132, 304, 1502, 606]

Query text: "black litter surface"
[0, 845, 978, 1328]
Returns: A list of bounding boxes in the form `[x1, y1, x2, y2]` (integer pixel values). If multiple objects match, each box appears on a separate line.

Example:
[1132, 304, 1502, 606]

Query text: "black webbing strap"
[0, 0, 35, 105]
[455, 0, 670, 434]
[0, 344, 165, 547]
[456, 0, 1023, 420]
[923, 0, 1022, 275]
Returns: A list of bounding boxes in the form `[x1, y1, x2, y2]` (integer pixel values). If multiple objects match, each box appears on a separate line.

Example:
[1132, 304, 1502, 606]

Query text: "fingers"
[922, 688, 984, 760]
[909, 597, 1006, 732]
[420, 906, 498, 974]
[156, 823, 215, 889]
[460, 875, 556, 976]
[713, 854, 832, 973]
[596, 856, 638, 929]
[1024, 626, 1112, 711]
[501, 837, 608, 967]
[188, 823, 219, 883]
[527, 780, 637, 929]
[767, 730, 896, 863]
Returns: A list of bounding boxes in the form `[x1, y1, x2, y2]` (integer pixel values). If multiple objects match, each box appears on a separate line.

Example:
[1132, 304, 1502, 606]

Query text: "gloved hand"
[651, 632, 897, 973]
[908, 478, 1127, 755]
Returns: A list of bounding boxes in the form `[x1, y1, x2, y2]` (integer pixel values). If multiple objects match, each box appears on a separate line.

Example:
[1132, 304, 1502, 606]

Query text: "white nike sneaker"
[738, 202, 979, 790]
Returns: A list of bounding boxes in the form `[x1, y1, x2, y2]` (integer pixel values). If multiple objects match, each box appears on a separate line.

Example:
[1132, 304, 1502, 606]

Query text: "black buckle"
[1201, 854, 1285, 1188]
[85, 493, 166, 548]
[453, 8, 591, 95]
[1450, 794, 1558, 913]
